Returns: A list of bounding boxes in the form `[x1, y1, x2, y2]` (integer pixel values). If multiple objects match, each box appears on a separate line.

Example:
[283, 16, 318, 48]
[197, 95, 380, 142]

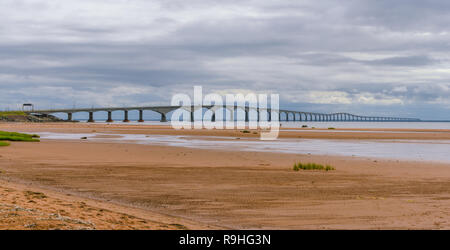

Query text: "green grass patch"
[0, 141, 10, 146]
[0, 111, 27, 117]
[0, 131, 40, 142]
[293, 162, 335, 171]
[241, 130, 250, 133]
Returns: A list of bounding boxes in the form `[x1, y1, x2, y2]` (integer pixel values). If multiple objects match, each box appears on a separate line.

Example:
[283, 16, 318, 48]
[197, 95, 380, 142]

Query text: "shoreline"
[1, 122, 450, 140]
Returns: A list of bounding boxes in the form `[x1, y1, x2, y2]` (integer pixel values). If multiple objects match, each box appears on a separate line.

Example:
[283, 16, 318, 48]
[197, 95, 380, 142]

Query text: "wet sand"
[0, 123, 450, 229]
[2, 122, 450, 140]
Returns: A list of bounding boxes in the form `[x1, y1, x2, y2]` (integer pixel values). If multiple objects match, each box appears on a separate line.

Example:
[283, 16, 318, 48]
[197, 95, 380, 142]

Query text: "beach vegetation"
[0, 111, 27, 117]
[293, 162, 335, 171]
[328, 127, 335, 129]
[0, 131, 40, 143]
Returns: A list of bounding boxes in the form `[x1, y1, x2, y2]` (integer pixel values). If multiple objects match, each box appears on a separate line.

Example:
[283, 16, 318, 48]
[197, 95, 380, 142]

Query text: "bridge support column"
[245, 110, 249, 122]
[106, 111, 113, 122]
[160, 112, 167, 122]
[212, 113, 216, 122]
[88, 112, 94, 123]
[138, 110, 144, 122]
[67, 113, 72, 121]
[268, 111, 271, 122]
[123, 110, 130, 122]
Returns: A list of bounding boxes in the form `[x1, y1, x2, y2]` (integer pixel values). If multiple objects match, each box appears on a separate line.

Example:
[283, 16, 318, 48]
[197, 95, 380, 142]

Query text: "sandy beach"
[0, 122, 449, 229]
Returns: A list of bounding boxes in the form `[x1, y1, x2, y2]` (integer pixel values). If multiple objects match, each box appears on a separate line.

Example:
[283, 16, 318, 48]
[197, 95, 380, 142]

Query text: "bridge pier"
[25, 105, 419, 124]
[88, 112, 95, 123]
[123, 110, 130, 122]
[138, 110, 144, 122]
[160, 112, 167, 122]
[106, 111, 113, 122]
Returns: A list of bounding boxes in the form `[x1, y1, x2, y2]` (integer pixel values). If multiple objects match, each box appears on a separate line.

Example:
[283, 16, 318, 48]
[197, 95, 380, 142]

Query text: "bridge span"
[25, 105, 420, 123]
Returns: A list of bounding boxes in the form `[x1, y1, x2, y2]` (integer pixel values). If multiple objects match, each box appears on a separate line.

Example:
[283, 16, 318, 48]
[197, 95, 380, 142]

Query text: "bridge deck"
[20, 105, 420, 122]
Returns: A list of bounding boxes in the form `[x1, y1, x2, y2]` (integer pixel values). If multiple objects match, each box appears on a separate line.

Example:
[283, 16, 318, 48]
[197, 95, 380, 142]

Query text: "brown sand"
[1, 122, 450, 140]
[0, 123, 449, 229]
[0, 180, 214, 230]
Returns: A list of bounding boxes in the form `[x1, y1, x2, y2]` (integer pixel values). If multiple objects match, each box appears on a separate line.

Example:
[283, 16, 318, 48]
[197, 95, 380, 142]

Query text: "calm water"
[78, 120, 450, 130]
[34, 132, 450, 163]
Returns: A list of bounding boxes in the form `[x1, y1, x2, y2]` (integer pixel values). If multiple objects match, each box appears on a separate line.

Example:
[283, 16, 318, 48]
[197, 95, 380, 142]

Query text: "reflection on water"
[35, 132, 450, 163]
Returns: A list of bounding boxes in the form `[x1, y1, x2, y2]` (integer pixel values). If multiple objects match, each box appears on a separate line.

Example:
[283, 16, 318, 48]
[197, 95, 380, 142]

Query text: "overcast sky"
[1, 0, 450, 119]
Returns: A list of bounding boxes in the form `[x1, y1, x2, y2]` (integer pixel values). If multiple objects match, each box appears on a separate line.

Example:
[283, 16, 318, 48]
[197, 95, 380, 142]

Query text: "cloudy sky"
[1, 0, 450, 119]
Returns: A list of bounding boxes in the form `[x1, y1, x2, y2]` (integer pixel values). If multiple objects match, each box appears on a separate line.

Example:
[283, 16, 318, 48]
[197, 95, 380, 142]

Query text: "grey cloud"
[363, 55, 438, 67]
[0, 0, 449, 119]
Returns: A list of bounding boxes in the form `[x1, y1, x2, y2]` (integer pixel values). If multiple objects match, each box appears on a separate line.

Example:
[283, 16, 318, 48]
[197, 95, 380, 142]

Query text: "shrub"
[0, 131, 40, 142]
[293, 162, 335, 171]
[0, 111, 27, 117]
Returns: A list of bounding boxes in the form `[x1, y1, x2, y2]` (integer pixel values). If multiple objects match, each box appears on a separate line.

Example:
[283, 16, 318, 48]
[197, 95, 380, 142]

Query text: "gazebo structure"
[22, 103, 34, 112]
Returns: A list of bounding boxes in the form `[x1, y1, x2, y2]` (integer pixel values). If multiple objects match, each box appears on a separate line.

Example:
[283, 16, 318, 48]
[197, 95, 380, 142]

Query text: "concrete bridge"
[25, 105, 421, 123]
